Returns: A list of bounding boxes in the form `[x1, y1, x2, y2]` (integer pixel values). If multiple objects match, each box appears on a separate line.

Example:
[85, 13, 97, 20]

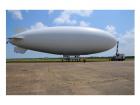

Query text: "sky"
[6, 10, 134, 58]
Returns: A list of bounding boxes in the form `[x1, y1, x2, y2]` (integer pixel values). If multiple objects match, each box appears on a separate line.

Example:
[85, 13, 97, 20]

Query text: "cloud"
[14, 28, 28, 34]
[48, 10, 54, 15]
[119, 29, 134, 44]
[8, 10, 23, 20]
[79, 21, 90, 27]
[62, 10, 93, 17]
[54, 11, 77, 25]
[30, 22, 47, 30]
[25, 10, 29, 13]
[54, 14, 77, 25]
[118, 29, 134, 55]
[105, 25, 134, 56]
[14, 22, 47, 33]
[105, 25, 117, 35]
[53, 10, 93, 25]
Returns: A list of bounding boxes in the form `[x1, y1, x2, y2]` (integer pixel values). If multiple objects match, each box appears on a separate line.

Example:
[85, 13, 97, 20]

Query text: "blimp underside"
[8, 27, 117, 61]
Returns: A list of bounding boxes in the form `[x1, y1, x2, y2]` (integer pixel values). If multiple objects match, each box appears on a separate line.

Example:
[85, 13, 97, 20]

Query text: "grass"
[6, 58, 62, 63]
[6, 56, 134, 63]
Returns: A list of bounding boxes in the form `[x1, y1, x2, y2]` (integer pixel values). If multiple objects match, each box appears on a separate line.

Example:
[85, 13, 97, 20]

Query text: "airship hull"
[11, 27, 117, 55]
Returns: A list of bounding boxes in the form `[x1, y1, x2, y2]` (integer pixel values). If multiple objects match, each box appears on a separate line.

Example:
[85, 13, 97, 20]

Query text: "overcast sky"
[6, 10, 134, 58]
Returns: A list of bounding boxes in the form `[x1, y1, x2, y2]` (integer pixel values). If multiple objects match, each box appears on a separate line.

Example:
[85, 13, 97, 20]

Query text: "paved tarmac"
[6, 61, 134, 95]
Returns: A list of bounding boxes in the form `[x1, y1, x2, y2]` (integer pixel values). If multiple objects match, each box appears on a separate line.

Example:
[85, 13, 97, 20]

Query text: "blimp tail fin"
[14, 46, 27, 54]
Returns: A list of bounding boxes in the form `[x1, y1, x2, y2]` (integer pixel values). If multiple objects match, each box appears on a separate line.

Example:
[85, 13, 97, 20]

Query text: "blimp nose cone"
[110, 35, 117, 45]
[107, 36, 117, 50]
[8, 35, 24, 46]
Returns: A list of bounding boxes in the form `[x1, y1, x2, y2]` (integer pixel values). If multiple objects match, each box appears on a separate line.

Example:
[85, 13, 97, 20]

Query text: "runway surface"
[6, 61, 134, 95]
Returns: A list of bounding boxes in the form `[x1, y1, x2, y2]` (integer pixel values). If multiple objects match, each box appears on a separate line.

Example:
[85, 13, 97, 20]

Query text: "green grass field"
[6, 56, 134, 63]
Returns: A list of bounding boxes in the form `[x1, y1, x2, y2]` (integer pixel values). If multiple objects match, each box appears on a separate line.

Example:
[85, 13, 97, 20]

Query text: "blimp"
[7, 26, 117, 61]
